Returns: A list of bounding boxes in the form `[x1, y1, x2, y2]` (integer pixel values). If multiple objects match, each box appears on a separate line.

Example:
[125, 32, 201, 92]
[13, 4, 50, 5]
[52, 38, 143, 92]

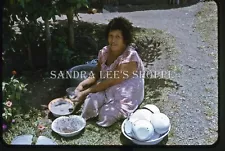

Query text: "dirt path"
[76, 2, 218, 145]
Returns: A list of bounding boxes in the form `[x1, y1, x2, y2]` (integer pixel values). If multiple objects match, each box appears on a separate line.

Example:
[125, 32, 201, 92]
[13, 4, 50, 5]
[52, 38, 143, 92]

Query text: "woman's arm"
[83, 61, 137, 95]
[76, 61, 101, 90]
[80, 62, 101, 87]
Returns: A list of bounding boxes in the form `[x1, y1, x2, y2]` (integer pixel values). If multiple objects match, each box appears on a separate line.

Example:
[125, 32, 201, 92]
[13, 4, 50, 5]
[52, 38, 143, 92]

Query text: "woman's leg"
[96, 97, 141, 127]
[81, 91, 106, 120]
[96, 101, 124, 127]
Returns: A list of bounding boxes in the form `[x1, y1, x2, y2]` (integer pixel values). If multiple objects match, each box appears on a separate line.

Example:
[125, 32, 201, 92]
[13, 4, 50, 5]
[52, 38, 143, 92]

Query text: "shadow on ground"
[142, 78, 181, 105]
[135, 35, 162, 67]
[23, 77, 70, 110]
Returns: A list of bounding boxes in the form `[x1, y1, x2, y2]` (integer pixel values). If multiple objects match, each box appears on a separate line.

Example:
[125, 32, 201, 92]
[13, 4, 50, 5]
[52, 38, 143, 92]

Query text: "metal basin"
[68, 64, 96, 87]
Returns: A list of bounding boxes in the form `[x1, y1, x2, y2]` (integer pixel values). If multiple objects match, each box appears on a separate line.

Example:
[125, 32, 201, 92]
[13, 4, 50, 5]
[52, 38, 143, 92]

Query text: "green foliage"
[3, 0, 24, 58]
[2, 73, 28, 123]
[7, 0, 60, 20]
[3, 0, 91, 72]
[51, 35, 75, 69]
[3, 18, 45, 72]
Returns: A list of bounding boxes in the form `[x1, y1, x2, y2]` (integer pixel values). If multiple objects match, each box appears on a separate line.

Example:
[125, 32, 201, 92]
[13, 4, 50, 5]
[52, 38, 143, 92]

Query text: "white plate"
[121, 119, 170, 145]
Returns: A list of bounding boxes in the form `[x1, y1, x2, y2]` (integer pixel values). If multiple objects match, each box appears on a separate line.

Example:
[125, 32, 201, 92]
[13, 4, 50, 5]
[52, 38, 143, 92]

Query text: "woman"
[74, 17, 145, 127]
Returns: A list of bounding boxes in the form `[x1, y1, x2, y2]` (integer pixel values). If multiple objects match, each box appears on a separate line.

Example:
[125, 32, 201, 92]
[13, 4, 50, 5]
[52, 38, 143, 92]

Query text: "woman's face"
[108, 30, 126, 53]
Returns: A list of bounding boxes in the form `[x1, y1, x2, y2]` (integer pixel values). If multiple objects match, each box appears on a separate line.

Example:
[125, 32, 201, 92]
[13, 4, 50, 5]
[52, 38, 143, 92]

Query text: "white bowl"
[132, 120, 155, 141]
[48, 98, 75, 117]
[51, 115, 86, 137]
[121, 119, 171, 145]
[129, 109, 153, 123]
[143, 104, 160, 114]
[131, 132, 161, 145]
[124, 120, 133, 137]
[151, 113, 170, 134]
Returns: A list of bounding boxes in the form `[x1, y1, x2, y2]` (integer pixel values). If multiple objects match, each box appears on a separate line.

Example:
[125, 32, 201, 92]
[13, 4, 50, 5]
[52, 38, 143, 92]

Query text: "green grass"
[168, 65, 182, 73]
[195, 1, 218, 49]
[205, 87, 213, 93]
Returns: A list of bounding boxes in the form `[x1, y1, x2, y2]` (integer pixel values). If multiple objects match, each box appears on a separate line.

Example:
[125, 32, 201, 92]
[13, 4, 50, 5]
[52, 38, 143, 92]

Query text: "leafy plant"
[51, 36, 74, 69]
[56, 0, 89, 49]
[2, 71, 28, 123]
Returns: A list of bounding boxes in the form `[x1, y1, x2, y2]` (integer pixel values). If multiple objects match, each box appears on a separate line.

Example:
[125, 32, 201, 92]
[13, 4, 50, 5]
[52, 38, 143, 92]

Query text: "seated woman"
[74, 17, 145, 127]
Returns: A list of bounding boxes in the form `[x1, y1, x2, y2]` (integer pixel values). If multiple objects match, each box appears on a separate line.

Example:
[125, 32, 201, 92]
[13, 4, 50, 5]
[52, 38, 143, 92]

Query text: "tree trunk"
[44, 18, 52, 69]
[23, 21, 34, 70]
[66, 7, 75, 49]
[27, 44, 34, 69]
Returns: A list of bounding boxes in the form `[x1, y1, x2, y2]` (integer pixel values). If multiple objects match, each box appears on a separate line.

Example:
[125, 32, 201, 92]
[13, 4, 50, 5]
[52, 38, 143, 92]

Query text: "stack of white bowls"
[121, 104, 171, 145]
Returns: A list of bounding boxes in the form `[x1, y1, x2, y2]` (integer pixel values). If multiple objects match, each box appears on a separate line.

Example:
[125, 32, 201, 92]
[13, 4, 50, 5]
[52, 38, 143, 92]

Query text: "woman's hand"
[75, 84, 84, 92]
[73, 91, 88, 103]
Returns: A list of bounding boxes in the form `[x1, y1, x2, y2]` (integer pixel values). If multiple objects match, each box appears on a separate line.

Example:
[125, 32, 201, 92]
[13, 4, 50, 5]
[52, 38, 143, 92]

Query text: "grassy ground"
[2, 24, 176, 145]
[194, 1, 218, 144]
[195, 1, 218, 50]
[195, 1, 218, 74]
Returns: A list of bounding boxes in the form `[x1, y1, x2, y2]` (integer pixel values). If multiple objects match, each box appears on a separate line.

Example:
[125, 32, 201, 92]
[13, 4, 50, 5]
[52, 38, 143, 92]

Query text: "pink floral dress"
[81, 45, 145, 127]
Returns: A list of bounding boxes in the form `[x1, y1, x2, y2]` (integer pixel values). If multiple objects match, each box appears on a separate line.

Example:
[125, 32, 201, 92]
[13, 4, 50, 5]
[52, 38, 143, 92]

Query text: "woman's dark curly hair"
[105, 17, 133, 46]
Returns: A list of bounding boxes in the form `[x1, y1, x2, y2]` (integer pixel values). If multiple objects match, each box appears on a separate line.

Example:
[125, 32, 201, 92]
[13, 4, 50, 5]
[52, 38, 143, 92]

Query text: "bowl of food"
[51, 115, 86, 137]
[48, 98, 75, 117]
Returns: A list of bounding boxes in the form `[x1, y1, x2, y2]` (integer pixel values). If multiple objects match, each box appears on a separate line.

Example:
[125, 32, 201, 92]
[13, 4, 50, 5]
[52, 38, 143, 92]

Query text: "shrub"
[2, 71, 28, 125]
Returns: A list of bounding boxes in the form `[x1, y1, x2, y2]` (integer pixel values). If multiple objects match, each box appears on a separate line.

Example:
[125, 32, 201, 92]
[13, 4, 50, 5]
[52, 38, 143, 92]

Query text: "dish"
[48, 98, 74, 117]
[151, 113, 171, 134]
[121, 119, 170, 145]
[132, 119, 155, 141]
[51, 115, 86, 137]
